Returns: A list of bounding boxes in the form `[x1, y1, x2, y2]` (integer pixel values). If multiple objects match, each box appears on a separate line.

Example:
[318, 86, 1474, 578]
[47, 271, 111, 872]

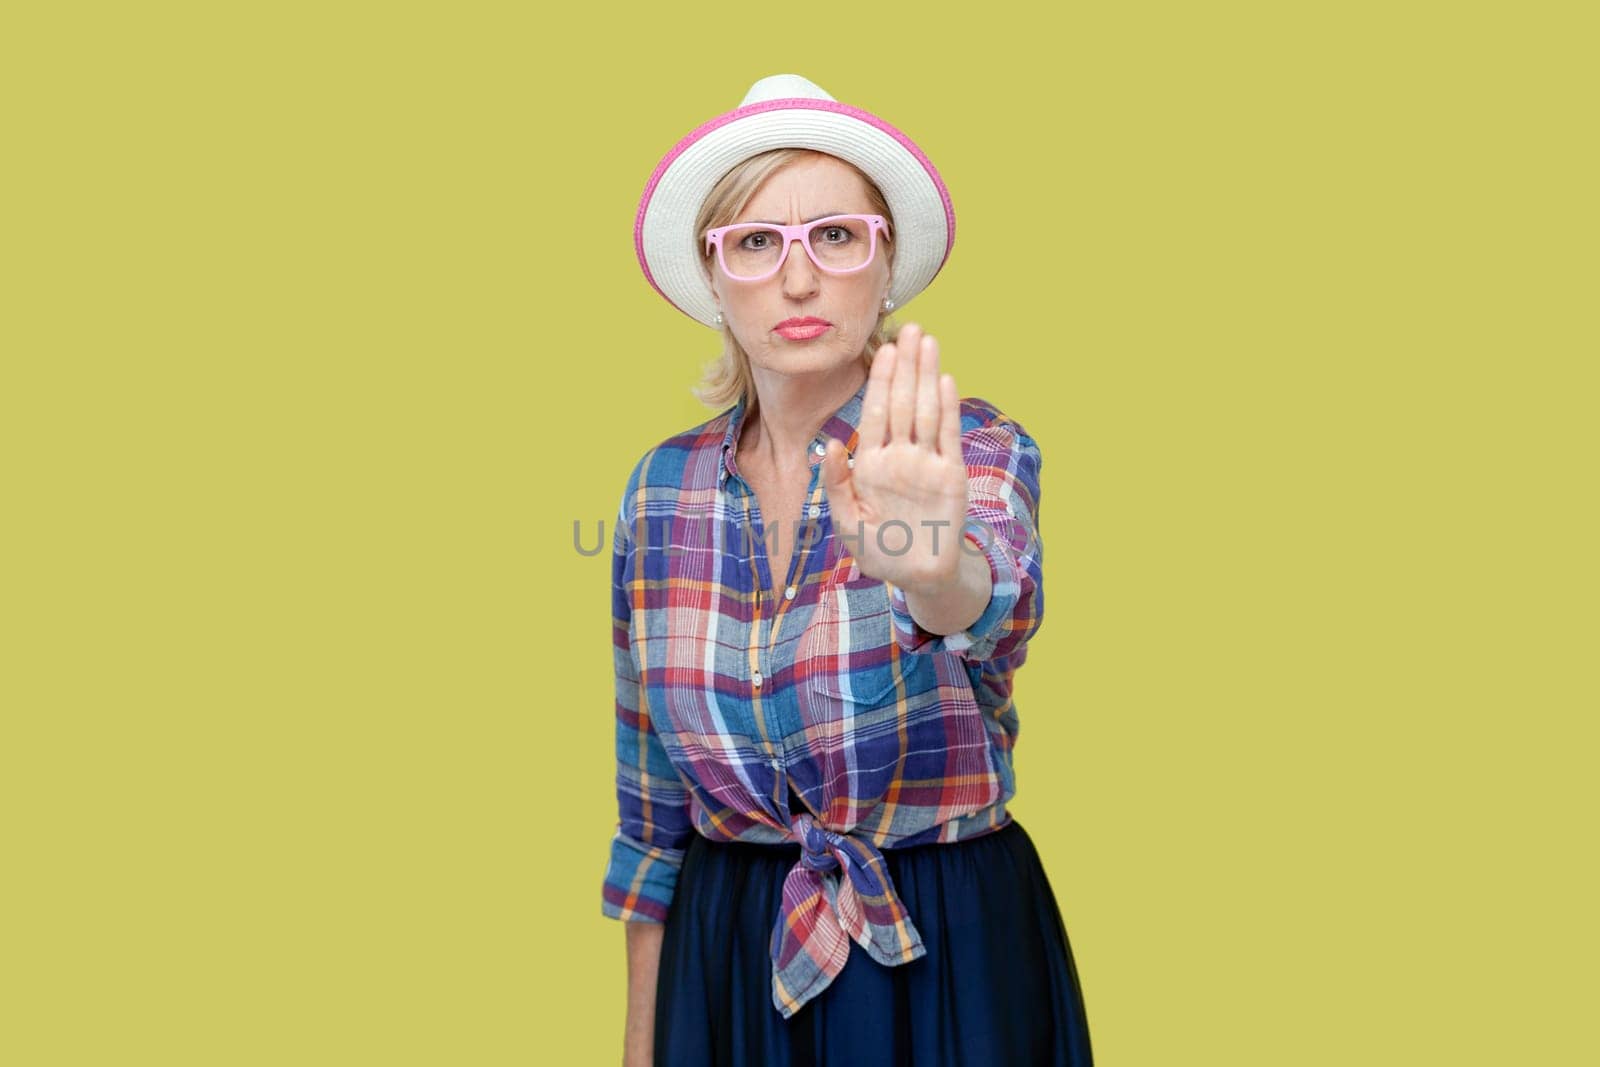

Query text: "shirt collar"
[720, 375, 868, 487]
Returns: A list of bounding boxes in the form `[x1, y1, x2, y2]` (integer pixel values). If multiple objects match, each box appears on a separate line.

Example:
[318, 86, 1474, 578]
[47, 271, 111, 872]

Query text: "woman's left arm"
[888, 417, 1044, 664]
[819, 323, 1044, 666]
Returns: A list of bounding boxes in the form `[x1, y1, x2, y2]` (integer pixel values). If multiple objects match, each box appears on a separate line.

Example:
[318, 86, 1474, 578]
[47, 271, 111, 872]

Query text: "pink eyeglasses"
[703, 213, 889, 282]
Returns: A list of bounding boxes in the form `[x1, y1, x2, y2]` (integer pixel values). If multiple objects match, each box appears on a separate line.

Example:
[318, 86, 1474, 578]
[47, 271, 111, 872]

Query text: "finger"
[938, 373, 962, 460]
[913, 333, 940, 447]
[888, 322, 921, 442]
[857, 341, 895, 451]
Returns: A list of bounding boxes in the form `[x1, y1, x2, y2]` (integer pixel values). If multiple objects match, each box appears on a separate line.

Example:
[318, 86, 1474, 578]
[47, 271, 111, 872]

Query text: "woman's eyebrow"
[741, 210, 851, 225]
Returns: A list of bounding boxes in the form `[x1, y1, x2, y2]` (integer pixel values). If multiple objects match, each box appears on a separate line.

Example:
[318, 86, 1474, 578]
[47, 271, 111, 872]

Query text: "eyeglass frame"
[702, 213, 890, 282]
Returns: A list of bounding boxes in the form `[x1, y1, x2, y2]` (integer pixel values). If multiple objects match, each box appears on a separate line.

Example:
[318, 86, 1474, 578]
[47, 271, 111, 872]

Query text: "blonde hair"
[691, 148, 898, 416]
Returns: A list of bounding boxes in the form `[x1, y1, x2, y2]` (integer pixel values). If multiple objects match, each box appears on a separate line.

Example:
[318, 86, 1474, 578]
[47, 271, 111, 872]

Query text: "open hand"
[819, 323, 969, 596]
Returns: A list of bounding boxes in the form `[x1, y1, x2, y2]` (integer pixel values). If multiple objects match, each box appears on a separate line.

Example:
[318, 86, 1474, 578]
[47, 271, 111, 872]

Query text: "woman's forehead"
[741, 155, 873, 219]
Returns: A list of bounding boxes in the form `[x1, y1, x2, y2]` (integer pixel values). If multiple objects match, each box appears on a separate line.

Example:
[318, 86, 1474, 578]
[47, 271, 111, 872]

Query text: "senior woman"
[601, 74, 1094, 1066]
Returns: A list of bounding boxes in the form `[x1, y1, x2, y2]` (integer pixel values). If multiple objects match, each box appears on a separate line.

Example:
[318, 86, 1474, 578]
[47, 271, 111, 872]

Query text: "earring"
[713, 311, 724, 327]
[881, 297, 895, 312]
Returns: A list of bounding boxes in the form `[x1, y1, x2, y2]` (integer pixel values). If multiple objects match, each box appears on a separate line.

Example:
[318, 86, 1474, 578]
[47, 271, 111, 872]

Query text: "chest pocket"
[797, 556, 902, 711]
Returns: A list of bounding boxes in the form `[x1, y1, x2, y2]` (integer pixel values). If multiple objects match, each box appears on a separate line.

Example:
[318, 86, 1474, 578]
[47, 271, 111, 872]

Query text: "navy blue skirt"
[654, 806, 1094, 1066]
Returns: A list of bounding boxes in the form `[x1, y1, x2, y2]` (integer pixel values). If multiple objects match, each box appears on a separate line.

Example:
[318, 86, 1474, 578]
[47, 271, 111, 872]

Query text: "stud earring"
[713, 311, 724, 327]
[881, 297, 895, 312]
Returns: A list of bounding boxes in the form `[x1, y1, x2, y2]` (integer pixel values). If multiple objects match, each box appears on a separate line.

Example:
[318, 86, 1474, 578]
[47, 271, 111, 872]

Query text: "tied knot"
[791, 812, 841, 873]
[766, 811, 929, 1020]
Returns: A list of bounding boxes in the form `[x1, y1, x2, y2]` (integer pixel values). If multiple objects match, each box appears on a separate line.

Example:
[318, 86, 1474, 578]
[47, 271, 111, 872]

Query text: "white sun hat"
[634, 74, 956, 329]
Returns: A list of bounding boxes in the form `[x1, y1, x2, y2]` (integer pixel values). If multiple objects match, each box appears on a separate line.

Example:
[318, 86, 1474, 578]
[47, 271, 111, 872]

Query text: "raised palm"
[820, 323, 969, 596]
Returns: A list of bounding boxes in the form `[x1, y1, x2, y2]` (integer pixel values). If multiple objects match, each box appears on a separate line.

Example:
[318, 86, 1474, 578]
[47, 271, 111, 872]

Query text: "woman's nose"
[779, 239, 820, 298]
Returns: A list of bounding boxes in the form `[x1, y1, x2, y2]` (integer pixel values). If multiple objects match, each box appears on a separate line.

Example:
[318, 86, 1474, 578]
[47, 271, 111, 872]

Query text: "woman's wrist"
[895, 542, 992, 637]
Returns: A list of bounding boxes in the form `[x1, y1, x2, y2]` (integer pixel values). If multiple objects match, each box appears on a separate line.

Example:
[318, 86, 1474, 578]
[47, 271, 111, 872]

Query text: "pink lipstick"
[774, 317, 832, 341]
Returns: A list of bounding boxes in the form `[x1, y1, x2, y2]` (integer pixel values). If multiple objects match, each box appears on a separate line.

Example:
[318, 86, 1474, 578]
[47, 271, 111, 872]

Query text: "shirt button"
[752, 670, 763, 687]
[769, 757, 782, 770]
[784, 585, 796, 600]
[808, 504, 821, 518]
[813, 442, 826, 456]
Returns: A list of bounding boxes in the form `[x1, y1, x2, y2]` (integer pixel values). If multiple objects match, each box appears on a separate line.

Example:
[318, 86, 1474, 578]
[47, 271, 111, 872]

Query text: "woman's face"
[707, 153, 892, 379]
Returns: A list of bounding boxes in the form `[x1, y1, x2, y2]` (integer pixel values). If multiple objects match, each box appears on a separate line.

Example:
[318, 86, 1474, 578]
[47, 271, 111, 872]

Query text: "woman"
[602, 74, 1094, 1066]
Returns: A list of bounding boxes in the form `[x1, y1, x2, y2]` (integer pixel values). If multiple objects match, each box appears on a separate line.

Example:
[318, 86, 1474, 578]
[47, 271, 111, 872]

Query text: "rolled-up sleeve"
[600, 478, 693, 923]
[886, 415, 1044, 664]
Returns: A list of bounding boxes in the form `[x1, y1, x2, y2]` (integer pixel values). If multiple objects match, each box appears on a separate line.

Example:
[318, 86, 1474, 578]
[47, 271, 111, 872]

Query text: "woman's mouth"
[774, 318, 832, 341]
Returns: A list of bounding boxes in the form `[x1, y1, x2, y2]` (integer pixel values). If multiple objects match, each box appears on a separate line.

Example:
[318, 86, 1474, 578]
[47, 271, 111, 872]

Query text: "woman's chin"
[756, 347, 856, 376]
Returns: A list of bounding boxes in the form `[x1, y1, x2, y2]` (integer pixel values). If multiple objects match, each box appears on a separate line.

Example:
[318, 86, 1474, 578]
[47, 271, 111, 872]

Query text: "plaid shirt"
[600, 375, 1045, 1020]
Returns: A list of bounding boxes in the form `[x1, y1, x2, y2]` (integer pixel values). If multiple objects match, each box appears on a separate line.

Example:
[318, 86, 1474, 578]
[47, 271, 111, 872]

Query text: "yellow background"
[3, 2, 1594, 1064]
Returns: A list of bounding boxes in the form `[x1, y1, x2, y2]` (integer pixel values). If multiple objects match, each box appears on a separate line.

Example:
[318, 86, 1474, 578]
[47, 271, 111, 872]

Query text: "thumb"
[820, 438, 856, 528]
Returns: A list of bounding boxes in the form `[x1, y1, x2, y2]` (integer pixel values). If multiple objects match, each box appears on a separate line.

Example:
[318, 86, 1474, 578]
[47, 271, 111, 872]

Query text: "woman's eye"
[820, 227, 848, 243]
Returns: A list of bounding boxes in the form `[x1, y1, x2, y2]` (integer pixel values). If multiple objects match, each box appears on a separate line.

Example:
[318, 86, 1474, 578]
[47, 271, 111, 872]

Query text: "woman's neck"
[742, 364, 867, 472]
